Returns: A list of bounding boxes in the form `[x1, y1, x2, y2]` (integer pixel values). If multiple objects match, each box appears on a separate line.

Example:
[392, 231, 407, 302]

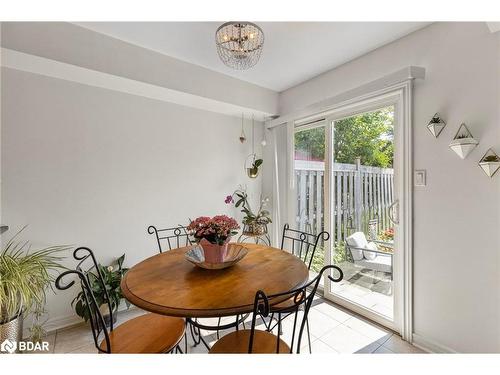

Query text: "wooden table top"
[121, 243, 309, 318]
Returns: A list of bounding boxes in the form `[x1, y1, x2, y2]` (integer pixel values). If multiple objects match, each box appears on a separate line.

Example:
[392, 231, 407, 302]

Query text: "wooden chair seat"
[270, 290, 308, 313]
[209, 329, 290, 354]
[99, 313, 185, 353]
[271, 297, 297, 312]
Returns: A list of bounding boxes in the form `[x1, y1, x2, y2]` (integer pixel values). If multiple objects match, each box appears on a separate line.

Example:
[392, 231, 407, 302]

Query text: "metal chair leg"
[189, 319, 202, 347]
[278, 313, 283, 335]
[184, 322, 188, 353]
[306, 316, 312, 353]
[266, 313, 275, 331]
[216, 317, 221, 339]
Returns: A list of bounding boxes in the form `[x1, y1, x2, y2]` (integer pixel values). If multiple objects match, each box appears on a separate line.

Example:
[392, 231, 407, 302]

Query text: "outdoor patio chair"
[345, 231, 393, 280]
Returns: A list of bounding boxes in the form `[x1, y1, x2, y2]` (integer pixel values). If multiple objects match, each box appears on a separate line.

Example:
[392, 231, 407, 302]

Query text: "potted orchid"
[225, 188, 271, 236]
[187, 216, 240, 263]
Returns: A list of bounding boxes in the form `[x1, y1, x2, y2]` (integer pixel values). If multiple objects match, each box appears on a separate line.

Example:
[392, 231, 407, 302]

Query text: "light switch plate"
[415, 170, 426, 186]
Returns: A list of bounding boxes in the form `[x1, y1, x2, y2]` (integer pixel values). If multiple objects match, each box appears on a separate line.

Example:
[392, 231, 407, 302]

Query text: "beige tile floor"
[41, 297, 424, 354]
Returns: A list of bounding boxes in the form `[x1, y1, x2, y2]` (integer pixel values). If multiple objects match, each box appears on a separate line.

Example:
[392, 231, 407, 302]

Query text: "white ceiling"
[76, 22, 430, 92]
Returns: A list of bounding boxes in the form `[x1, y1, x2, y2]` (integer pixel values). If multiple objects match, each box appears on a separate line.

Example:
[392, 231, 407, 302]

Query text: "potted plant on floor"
[0, 228, 68, 349]
[71, 254, 130, 327]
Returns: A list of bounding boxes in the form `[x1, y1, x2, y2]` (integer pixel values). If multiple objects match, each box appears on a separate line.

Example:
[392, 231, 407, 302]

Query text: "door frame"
[289, 80, 413, 341]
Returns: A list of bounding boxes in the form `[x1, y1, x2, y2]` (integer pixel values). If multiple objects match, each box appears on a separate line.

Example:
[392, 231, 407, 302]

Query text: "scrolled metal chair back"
[55, 247, 114, 353]
[148, 225, 192, 253]
[248, 264, 343, 353]
[280, 224, 330, 270]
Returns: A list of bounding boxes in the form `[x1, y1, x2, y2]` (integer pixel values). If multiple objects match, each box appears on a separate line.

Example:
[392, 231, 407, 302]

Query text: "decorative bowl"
[185, 243, 248, 270]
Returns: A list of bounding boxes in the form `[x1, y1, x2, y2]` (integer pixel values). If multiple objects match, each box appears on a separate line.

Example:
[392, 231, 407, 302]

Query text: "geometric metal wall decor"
[478, 148, 500, 177]
[449, 123, 479, 159]
[427, 113, 446, 138]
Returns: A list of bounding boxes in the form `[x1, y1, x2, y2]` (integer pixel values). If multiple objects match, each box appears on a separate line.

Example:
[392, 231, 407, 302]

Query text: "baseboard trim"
[42, 305, 140, 335]
[44, 314, 83, 334]
[412, 333, 457, 353]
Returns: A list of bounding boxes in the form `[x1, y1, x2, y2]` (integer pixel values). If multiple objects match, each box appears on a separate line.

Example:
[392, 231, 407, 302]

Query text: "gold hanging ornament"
[239, 113, 246, 143]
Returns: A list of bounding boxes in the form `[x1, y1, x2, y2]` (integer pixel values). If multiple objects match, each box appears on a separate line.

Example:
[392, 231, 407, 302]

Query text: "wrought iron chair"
[55, 247, 185, 353]
[280, 223, 330, 271]
[147, 224, 245, 350]
[147, 225, 192, 253]
[266, 224, 331, 351]
[209, 265, 343, 353]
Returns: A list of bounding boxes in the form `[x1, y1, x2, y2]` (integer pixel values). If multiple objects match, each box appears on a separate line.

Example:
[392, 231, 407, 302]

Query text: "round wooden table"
[121, 243, 309, 318]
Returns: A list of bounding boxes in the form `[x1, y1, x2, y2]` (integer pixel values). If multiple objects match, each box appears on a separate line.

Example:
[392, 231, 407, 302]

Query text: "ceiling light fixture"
[215, 22, 264, 70]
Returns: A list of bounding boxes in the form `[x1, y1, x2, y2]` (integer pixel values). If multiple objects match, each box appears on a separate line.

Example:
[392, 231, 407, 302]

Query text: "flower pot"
[199, 238, 230, 263]
[243, 222, 267, 236]
[479, 161, 500, 177]
[0, 314, 23, 353]
[449, 137, 479, 159]
[98, 305, 117, 329]
[246, 167, 259, 178]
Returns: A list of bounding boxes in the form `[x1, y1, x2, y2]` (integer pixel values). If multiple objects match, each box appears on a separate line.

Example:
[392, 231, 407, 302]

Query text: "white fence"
[295, 158, 394, 244]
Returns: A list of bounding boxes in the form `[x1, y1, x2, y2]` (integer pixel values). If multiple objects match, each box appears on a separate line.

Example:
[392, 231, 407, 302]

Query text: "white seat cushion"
[346, 232, 368, 261]
[355, 254, 392, 273]
[363, 242, 378, 260]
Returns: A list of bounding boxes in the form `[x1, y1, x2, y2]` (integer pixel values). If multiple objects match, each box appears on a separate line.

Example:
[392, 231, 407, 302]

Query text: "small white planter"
[427, 113, 446, 138]
[479, 161, 500, 177]
[449, 137, 479, 159]
[478, 148, 500, 177]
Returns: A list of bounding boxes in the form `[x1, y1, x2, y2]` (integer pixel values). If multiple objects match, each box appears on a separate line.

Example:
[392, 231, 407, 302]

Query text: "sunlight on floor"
[40, 297, 422, 354]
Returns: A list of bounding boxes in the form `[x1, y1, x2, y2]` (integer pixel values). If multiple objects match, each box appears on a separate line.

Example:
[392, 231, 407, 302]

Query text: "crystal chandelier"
[215, 22, 264, 70]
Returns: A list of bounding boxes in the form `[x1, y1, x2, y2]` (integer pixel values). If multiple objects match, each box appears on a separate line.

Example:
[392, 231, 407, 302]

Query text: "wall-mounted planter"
[449, 123, 478, 159]
[427, 113, 446, 138]
[478, 148, 500, 177]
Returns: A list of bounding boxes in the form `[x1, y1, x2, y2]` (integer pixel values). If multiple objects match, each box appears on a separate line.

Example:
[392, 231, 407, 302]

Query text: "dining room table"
[121, 242, 310, 350]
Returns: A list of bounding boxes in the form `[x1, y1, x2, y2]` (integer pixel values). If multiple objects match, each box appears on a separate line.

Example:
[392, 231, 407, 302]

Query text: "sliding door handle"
[388, 200, 400, 225]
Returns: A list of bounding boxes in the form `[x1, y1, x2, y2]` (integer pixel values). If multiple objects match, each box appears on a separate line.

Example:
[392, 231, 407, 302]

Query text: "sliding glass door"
[293, 105, 400, 332]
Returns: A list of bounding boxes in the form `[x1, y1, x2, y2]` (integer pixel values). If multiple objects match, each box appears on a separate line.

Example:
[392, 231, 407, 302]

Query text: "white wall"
[1, 68, 264, 329]
[275, 22, 500, 353]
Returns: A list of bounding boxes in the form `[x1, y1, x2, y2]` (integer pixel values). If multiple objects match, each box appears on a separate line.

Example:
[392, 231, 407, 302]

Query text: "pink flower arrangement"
[187, 215, 240, 245]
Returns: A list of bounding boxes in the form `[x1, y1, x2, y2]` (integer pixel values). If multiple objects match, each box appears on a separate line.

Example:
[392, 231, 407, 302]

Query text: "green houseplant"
[225, 187, 271, 235]
[482, 155, 500, 162]
[0, 228, 68, 344]
[71, 254, 129, 326]
[247, 158, 263, 178]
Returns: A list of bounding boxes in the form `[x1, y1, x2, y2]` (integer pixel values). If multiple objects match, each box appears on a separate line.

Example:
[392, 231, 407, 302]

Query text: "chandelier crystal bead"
[215, 22, 264, 70]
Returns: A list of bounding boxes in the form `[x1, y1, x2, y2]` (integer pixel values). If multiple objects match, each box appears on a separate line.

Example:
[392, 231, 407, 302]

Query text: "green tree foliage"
[294, 107, 394, 168]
